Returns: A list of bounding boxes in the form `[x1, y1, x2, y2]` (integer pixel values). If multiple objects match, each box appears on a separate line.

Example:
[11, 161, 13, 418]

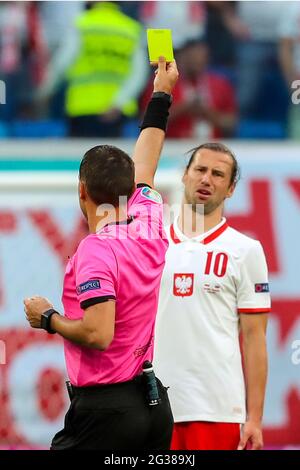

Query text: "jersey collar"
[170, 216, 228, 245]
[97, 215, 135, 235]
[103, 215, 135, 228]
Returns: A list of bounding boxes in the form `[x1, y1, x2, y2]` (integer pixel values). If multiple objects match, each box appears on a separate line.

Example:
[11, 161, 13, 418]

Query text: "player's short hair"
[79, 145, 135, 206]
[186, 142, 241, 186]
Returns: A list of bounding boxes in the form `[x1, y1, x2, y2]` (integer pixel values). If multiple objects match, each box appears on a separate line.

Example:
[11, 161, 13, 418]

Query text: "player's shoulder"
[225, 226, 263, 254]
[226, 226, 259, 244]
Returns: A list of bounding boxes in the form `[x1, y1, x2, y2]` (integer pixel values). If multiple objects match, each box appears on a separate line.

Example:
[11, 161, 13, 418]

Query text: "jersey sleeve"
[75, 236, 117, 310]
[237, 241, 271, 314]
[128, 185, 164, 217]
[128, 185, 165, 239]
[129, 184, 163, 206]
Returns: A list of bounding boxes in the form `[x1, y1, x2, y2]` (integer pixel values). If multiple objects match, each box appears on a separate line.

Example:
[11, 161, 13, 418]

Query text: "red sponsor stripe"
[170, 224, 181, 244]
[238, 308, 271, 314]
[202, 222, 229, 245]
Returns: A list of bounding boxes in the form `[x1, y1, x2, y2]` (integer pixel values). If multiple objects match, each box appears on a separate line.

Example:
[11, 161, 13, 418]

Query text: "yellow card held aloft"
[147, 29, 174, 63]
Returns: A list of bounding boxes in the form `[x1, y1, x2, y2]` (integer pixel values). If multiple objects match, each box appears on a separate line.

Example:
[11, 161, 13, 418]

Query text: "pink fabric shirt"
[62, 186, 168, 386]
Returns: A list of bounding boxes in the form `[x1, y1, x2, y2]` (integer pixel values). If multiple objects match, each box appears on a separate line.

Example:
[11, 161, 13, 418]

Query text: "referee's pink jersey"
[62, 185, 168, 386]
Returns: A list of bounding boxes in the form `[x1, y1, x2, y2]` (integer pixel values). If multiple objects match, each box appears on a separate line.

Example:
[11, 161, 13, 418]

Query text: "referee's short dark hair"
[186, 142, 241, 186]
[79, 145, 135, 207]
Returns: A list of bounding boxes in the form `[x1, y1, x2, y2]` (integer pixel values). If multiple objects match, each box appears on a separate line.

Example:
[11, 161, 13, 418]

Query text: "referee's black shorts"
[50, 376, 174, 450]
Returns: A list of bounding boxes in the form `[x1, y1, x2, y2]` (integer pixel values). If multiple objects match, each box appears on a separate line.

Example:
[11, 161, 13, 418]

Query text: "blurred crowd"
[0, 0, 298, 140]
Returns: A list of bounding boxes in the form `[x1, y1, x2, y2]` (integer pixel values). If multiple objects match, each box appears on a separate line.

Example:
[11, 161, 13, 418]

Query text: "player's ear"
[226, 182, 236, 199]
[182, 169, 188, 185]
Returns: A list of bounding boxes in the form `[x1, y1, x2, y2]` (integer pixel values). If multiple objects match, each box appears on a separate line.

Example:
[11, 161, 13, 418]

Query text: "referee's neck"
[87, 204, 128, 234]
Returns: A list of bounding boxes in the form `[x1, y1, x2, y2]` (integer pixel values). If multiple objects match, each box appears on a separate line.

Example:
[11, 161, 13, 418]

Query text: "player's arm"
[133, 56, 178, 188]
[236, 241, 270, 450]
[238, 313, 268, 450]
[24, 296, 115, 350]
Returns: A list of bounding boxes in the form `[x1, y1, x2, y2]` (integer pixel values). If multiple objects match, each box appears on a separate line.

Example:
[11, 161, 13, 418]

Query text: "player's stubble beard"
[185, 189, 224, 216]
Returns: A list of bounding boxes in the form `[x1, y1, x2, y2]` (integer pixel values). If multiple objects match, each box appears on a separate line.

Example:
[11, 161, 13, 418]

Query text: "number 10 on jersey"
[204, 252, 228, 278]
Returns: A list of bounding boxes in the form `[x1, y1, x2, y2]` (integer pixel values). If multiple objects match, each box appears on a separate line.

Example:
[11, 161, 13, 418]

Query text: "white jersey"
[154, 217, 271, 424]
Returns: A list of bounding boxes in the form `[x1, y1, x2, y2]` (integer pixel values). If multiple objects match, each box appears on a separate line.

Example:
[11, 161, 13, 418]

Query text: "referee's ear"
[79, 181, 87, 201]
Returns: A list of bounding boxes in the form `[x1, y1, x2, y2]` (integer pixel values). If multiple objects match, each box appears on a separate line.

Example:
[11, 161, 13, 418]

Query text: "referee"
[24, 57, 179, 450]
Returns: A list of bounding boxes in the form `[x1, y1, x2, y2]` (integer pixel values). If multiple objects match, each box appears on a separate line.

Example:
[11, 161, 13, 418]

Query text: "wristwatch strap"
[41, 308, 59, 334]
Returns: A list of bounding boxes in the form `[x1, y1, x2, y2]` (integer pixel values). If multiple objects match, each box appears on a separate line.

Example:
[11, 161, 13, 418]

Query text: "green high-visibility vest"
[66, 2, 141, 117]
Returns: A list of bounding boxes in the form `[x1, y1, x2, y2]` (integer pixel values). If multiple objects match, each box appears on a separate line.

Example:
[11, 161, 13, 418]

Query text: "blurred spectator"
[141, 39, 237, 139]
[36, 1, 147, 137]
[223, 1, 287, 121]
[0, 1, 46, 121]
[36, 1, 84, 119]
[63, 1, 147, 138]
[278, 2, 300, 139]
[205, 1, 236, 72]
[140, 1, 206, 50]
[119, 1, 141, 21]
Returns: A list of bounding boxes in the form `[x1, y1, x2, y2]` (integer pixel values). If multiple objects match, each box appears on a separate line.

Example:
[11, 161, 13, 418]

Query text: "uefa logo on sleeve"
[255, 283, 269, 293]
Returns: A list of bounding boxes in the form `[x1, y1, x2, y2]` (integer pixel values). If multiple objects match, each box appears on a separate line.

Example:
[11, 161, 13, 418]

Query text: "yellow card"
[147, 29, 174, 63]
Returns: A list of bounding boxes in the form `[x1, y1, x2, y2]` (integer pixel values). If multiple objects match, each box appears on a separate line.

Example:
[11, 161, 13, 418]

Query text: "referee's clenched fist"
[24, 296, 53, 329]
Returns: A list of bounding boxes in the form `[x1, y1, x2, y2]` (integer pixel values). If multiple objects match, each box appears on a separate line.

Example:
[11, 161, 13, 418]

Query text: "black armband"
[140, 92, 172, 132]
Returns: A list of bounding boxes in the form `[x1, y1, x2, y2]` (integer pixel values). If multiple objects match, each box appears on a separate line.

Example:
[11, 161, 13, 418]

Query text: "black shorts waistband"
[70, 375, 143, 396]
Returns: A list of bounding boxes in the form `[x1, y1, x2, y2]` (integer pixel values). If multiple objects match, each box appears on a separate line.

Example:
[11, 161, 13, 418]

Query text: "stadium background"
[0, 0, 300, 450]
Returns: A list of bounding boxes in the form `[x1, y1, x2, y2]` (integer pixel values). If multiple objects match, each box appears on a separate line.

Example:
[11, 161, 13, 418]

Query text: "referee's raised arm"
[133, 56, 178, 188]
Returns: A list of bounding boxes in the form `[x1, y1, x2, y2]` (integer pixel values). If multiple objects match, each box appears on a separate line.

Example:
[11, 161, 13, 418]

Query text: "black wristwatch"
[41, 308, 59, 334]
[151, 91, 173, 104]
